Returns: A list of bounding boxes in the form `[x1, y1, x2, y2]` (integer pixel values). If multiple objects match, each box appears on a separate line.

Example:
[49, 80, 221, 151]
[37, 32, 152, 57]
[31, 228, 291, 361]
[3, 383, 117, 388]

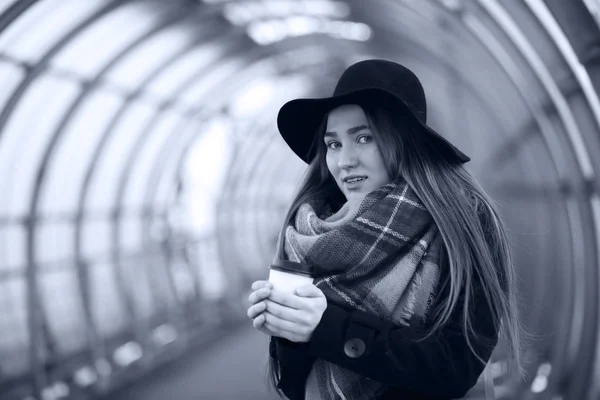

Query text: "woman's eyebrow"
[324, 125, 369, 138]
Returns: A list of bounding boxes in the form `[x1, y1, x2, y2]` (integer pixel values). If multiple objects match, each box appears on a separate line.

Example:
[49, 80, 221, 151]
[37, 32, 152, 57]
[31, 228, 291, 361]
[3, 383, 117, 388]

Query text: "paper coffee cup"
[269, 259, 315, 293]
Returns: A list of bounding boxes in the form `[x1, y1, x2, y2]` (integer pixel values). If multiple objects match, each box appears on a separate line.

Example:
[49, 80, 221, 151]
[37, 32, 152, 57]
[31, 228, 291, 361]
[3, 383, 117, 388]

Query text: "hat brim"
[277, 88, 470, 164]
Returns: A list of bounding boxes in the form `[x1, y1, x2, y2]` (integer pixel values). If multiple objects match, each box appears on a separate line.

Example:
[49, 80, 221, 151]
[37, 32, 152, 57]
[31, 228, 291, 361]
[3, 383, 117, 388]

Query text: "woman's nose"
[338, 146, 359, 169]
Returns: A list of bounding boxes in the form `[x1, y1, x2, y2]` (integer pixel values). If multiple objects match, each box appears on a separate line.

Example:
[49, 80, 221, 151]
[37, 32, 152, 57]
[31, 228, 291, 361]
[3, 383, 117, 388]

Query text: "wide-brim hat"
[277, 59, 470, 164]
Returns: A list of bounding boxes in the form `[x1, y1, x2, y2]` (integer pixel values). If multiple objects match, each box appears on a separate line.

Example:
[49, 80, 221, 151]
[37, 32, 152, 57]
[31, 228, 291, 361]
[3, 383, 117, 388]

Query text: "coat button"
[343, 338, 366, 358]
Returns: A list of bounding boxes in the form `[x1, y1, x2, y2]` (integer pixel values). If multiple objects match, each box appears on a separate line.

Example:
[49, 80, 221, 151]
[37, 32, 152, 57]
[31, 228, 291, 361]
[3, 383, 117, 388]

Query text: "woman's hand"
[247, 280, 327, 343]
[247, 280, 274, 337]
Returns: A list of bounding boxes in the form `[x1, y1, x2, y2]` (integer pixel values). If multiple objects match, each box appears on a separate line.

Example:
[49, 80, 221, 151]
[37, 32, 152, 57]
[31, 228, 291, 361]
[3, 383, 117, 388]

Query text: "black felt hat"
[277, 59, 470, 164]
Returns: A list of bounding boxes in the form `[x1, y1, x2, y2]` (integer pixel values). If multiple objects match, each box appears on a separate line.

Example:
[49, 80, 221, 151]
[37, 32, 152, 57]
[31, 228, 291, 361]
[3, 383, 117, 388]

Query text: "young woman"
[247, 59, 529, 400]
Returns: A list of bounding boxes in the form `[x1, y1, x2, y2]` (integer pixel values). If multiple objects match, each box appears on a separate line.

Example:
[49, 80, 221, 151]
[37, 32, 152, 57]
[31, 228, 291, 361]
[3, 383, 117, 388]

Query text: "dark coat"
[269, 262, 499, 400]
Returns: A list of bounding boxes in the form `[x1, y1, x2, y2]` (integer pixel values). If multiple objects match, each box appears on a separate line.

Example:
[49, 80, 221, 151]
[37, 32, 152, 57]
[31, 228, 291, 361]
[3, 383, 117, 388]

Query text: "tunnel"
[0, 0, 599, 399]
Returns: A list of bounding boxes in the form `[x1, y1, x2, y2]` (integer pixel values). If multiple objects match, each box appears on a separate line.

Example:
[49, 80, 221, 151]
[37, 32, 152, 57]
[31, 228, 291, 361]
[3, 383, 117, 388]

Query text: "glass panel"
[35, 221, 74, 264]
[89, 261, 129, 337]
[0, 0, 108, 63]
[153, 162, 178, 211]
[246, 18, 372, 45]
[181, 118, 234, 235]
[39, 90, 124, 216]
[153, 118, 200, 209]
[86, 102, 156, 212]
[82, 219, 112, 262]
[51, 3, 160, 79]
[153, 66, 297, 212]
[123, 110, 184, 209]
[153, 257, 178, 319]
[0, 0, 20, 18]
[0, 225, 26, 269]
[229, 77, 277, 118]
[196, 239, 226, 300]
[178, 58, 243, 106]
[120, 216, 142, 252]
[0, 277, 29, 377]
[167, 253, 196, 305]
[39, 267, 87, 355]
[221, 0, 350, 25]
[0, 75, 81, 218]
[582, 0, 600, 28]
[104, 25, 196, 90]
[122, 255, 154, 321]
[145, 43, 225, 98]
[0, 61, 25, 118]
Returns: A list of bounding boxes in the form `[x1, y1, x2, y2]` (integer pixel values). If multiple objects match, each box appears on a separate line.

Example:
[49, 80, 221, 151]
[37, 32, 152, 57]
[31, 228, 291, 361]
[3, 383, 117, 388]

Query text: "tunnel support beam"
[544, 0, 600, 95]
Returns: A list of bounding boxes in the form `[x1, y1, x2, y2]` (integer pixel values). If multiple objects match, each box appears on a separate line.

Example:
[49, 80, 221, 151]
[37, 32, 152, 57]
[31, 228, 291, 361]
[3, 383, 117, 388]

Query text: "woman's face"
[324, 104, 391, 202]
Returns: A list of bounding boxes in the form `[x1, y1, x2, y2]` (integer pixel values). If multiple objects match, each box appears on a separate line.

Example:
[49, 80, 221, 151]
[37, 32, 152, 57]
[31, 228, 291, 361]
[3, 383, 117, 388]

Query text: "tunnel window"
[0, 63, 23, 214]
[51, 3, 160, 79]
[39, 91, 124, 215]
[0, 225, 25, 268]
[82, 219, 112, 260]
[120, 215, 144, 252]
[195, 239, 226, 300]
[124, 110, 184, 209]
[89, 261, 129, 337]
[0, 275, 29, 378]
[247, 18, 372, 45]
[153, 118, 203, 210]
[39, 266, 88, 354]
[36, 221, 75, 263]
[0, 0, 107, 63]
[181, 117, 233, 235]
[221, 0, 350, 24]
[144, 43, 225, 99]
[0, 61, 24, 113]
[215, 0, 371, 45]
[85, 102, 156, 212]
[582, 0, 600, 27]
[0, 0, 20, 17]
[177, 58, 243, 107]
[0, 75, 80, 217]
[103, 25, 196, 90]
[229, 78, 277, 118]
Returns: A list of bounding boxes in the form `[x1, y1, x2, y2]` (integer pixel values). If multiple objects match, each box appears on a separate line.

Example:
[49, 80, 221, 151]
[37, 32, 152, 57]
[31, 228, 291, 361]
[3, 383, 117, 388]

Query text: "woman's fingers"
[252, 311, 306, 342]
[264, 312, 300, 332]
[264, 299, 301, 322]
[252, 313, 266, 328]
[248, 281, 321, 343]
[252, 314, 279, 337]
[248, 287, 271, 304]
[251, 280, 271, 291]
[249, 280, 299, 339]
[248, 280, 272, 305]
[268, 289, 304, 309]
[247, 301, 267, 319]
[263, 320, 300, 342]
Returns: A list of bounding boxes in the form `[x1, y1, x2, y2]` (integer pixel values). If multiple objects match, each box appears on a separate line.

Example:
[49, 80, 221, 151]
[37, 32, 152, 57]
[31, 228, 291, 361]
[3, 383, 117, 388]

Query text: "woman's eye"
[358, 135, 372, 144]
[326, 141, 340, 149]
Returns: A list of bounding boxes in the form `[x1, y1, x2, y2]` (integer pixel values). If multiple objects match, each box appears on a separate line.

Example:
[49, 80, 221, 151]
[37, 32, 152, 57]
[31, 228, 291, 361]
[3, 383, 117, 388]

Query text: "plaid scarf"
[282, 177, 443, 400]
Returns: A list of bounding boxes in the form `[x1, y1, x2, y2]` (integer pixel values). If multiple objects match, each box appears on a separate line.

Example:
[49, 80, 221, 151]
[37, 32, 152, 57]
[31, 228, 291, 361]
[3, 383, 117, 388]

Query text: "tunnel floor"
[101, 322, 494, 400]
[104, 323, 281, 400]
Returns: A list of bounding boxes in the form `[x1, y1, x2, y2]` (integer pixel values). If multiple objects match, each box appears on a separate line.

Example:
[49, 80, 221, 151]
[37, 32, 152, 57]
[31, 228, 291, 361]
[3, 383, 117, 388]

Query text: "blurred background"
[0, 0, 599, 399]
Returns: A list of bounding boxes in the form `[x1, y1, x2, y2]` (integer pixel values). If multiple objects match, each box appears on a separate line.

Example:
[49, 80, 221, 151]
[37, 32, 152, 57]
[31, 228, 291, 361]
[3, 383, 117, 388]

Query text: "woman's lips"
[344, 177, 367, 188]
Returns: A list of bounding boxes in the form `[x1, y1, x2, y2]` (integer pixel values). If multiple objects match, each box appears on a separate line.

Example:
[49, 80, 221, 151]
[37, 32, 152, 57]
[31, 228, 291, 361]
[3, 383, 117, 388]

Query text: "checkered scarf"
[282, 177, 442, 400]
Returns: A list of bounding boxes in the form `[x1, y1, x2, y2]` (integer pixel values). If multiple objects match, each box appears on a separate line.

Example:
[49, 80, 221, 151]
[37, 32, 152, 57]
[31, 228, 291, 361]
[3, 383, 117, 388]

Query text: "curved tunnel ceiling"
[0, 1, 599, 399]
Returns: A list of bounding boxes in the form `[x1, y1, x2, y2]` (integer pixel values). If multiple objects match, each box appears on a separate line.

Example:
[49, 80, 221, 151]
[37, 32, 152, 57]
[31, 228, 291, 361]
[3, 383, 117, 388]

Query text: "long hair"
[266, 102, 531, 396]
